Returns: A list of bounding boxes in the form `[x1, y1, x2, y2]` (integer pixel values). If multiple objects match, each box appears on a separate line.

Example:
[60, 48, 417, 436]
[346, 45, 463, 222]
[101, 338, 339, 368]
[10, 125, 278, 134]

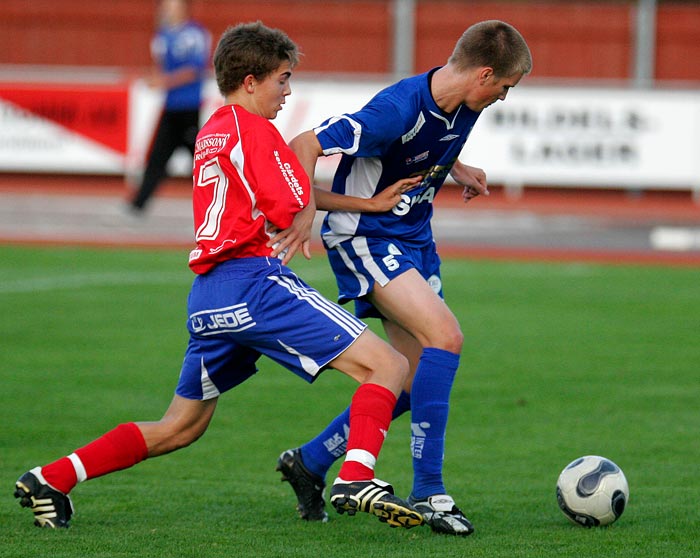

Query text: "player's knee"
[383, 347, 410, 386]
[441, 328, 464, 353]
[391, 349, 410, 379]
[362, 345, 409, 396]
[426, 326, 463, 353]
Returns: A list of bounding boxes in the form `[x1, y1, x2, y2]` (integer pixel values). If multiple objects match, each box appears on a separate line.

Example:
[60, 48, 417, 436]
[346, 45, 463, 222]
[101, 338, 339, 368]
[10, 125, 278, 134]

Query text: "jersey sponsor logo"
[405, 150, 429, 165]
[439, 133, 460, 142]
[194, 133, 229, 160]
[401, 111, 425, 144]
[400, 159, 454, 197]
[392, 186, 436, 216]
[190, 303, 256, 335]
[273, 149, 305, 207]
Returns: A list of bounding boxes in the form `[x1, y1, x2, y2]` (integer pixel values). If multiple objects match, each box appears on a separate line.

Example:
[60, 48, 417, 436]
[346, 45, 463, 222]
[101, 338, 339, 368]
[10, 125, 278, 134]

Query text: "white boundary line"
[0, 268, 330, 295]
[0, 271, 190, 294]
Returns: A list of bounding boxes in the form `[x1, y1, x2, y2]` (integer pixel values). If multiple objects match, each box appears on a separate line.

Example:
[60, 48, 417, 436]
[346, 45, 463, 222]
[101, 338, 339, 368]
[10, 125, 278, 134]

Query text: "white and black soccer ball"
[556, 455, 629, 527]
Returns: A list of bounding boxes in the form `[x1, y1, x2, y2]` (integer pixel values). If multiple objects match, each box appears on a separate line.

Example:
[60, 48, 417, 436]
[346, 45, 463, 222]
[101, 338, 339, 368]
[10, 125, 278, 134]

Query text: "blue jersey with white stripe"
[151, 20, 211, 111]
[316, 68, 481, 248]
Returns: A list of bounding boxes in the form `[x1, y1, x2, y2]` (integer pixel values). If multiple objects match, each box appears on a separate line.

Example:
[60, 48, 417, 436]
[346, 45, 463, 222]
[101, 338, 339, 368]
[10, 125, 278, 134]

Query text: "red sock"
[338, 383, 396, 481]
[40, 457, 77, 495]
[41, 423, 148, 494]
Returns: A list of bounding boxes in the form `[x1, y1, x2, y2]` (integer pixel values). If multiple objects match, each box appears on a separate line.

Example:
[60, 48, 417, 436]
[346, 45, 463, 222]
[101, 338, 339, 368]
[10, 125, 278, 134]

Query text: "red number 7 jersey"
[188, 104, 310, 274]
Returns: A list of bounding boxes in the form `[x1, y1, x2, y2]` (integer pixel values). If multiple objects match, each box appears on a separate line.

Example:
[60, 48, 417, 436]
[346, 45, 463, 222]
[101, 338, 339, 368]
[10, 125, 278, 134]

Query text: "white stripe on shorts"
[350, 237, 391, 287]
[335, 242, 371, 297]
[267, 274, 365, 337]
[277, 338, 320, 375]
[200, 357, 221, 400]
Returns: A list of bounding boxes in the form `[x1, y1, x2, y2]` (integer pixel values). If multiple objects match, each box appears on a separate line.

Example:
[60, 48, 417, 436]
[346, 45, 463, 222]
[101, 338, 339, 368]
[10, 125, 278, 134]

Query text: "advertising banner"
[0, 82, 128, 173]
[463, 86, 700, 190]
[1, 75, 698, 194]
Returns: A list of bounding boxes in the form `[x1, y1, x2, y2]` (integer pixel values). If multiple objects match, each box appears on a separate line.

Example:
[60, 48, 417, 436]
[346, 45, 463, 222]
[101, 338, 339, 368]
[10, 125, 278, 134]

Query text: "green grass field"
[1, 244, 698, 557]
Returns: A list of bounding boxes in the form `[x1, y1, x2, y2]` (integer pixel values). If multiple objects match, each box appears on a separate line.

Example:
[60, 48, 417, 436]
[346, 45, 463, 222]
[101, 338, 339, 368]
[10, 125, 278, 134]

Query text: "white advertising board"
[461, 86, 700, 190]
[272, 81, 700, 191]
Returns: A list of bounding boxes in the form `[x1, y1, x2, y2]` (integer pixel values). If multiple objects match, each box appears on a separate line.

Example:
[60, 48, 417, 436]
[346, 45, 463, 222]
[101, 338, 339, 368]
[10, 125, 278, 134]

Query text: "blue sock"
[392, 390, 412, 419]
[299, 390, 411, 479]
[410, 348, 459, 499]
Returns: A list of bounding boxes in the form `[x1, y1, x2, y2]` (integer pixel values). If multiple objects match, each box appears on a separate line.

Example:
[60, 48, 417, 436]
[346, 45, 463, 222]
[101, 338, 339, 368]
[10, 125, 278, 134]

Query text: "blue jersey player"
[130, 0, 211, 213]
[274, 20, 532, 535]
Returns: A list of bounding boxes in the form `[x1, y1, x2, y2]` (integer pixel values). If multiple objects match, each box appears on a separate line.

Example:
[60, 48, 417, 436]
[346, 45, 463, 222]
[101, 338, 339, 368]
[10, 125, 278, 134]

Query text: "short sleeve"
[242, 125, 310, 230]
[314, 94, 407, 158]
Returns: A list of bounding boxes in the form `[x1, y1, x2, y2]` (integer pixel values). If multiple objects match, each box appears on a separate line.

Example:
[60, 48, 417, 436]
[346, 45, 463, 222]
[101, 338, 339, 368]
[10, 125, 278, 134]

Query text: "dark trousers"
[131, 108, 200, 210]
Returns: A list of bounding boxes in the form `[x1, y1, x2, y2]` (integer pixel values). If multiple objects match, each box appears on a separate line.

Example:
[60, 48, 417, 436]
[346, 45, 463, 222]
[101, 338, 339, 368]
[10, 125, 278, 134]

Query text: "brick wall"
[1, 0, 698, 81]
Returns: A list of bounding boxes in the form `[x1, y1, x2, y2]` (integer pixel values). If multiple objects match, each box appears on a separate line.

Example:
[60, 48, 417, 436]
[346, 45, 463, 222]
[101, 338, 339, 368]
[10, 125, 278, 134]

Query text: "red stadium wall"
[0, 0, 393, 74]
[414, 1, 633, 79]
[0, 0, 151, 68]
[1, 0, 699, 81]
[656, 4, 700, 82]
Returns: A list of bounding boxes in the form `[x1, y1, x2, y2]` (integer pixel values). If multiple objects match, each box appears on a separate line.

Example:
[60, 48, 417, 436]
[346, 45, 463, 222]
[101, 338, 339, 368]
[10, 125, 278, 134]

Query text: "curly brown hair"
[213, 21, 300, 95]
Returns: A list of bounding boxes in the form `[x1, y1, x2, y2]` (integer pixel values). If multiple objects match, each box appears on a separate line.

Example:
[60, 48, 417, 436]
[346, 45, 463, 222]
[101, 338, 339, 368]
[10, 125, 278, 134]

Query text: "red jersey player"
[14, 22, 423, 530]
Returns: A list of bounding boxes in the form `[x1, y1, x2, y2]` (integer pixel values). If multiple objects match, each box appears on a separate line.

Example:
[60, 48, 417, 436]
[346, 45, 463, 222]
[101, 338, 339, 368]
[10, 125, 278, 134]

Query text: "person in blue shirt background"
[130, 0, 211, 213]
[273, 20, 532, 536]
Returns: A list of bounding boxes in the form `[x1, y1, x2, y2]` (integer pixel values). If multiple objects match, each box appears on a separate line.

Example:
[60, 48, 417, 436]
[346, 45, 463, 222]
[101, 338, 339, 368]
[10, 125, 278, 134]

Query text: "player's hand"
[367, 176, 422, 212]
[145, 71, 166, 89]
[450, 161, 489, 203]
[267, 204, 315, 265]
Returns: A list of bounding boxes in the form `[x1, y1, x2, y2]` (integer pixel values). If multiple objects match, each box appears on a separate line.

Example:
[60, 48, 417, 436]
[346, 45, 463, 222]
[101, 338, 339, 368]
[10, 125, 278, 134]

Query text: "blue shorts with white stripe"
[176, 257, 367, 400]
[326, 236, 443, 319]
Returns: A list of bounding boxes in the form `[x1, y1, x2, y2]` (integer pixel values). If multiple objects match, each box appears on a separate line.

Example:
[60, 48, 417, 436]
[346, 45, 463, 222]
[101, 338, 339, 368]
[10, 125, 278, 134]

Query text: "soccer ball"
[556, 455, 629, 527]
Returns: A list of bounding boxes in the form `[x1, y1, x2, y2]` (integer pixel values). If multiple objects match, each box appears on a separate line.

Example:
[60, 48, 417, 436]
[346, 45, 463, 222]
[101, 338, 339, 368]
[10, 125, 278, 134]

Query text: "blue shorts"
[176, 257, 367, 400]
[326, 237, 443, 319]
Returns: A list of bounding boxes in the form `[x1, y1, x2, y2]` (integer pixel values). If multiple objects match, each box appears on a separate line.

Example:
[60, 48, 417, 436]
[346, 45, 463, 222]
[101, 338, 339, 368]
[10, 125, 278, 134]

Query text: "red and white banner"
[0, 82, 128, 173]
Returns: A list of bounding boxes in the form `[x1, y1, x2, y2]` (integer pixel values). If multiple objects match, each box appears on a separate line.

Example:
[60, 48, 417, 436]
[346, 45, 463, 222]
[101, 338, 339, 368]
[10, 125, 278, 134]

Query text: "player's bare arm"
[289, 130, 323, 184]
[314, 176, 422, 213]
[147, 66, 200, 89]
[289, 129, 421, 212]
[450, 160, 489, 203]
[268, 173, 419, 260]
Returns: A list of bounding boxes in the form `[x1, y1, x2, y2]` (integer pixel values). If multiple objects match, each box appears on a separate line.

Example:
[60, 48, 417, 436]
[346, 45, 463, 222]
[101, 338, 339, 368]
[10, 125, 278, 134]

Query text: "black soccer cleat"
[276, 448, 328, 522]
[408, 494, 475, 536]
[330, 478, 424, 529]
[14, 467, 74, 528]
